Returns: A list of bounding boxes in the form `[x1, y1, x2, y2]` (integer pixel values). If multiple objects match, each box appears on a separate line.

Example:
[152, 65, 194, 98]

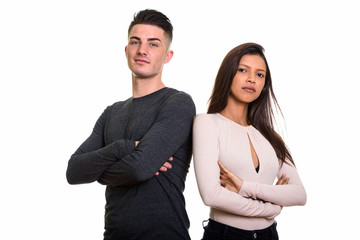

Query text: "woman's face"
[229, 54, 266, 105]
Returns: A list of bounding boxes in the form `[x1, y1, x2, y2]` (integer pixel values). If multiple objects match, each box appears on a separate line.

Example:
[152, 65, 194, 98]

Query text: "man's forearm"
[66, 139, 136, 184]
[97, 92, 196, 186]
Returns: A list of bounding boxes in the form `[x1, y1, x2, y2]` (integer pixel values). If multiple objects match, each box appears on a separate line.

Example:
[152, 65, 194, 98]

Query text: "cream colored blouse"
[193, 113, 306, 230]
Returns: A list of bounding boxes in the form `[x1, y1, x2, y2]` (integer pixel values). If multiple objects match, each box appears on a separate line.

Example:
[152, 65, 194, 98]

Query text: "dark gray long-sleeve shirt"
[66, 87, 196, 240]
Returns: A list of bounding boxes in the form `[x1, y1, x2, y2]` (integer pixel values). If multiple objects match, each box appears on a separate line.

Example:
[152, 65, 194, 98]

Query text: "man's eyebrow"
[130, 36, 141, 40]
[129, 36, 161, 42]
[148, 38, 161, 42]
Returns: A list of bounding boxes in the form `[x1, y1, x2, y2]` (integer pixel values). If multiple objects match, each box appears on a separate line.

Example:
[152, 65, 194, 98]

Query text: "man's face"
[125, 24, 173, 80]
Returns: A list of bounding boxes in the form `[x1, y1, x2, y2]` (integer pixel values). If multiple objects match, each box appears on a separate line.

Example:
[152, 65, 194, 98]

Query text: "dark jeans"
[202, 219, 279, 240]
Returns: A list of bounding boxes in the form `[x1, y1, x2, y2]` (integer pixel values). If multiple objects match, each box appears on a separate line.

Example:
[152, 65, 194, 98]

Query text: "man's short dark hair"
[128, 9, 173, 45]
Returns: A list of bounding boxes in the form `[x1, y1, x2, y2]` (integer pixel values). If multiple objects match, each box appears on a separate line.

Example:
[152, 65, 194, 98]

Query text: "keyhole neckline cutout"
[248, 134, 260, 174]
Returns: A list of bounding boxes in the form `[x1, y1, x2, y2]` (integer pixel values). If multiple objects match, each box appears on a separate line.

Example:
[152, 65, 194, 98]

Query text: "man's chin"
[132, 71, 159, 80]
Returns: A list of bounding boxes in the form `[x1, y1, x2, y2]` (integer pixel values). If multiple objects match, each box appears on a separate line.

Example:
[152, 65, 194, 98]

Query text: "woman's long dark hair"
[208, 43, 294, 166]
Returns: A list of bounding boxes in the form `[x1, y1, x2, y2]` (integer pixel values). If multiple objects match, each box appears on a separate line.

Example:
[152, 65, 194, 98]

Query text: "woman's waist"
[210, 208, 274, 231]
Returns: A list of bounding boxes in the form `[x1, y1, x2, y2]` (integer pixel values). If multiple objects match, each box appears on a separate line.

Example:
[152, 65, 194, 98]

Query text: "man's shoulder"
[102, 97, 132, 114]
[158, 88, 196, 118]
[164, 87, 194, 104]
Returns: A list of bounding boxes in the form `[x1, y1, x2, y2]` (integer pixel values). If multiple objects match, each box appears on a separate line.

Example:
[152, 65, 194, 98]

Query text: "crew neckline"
[216, 113, 253, 128]
[132, 87, 168, 101]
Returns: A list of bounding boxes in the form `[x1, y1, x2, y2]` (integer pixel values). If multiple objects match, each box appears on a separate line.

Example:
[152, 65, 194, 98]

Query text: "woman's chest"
[217, 126, 279, 183]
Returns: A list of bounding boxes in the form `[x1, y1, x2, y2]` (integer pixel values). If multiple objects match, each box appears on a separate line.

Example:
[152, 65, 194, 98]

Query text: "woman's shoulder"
[194, 113, 219, 121]
[194, 113, 221, 128]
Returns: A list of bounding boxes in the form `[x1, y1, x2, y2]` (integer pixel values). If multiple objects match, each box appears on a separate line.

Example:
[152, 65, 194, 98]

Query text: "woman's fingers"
[276, 174, 290, 185]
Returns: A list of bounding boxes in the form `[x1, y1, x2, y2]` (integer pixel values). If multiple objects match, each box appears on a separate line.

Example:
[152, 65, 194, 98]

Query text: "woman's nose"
[247, 76, 255, 83]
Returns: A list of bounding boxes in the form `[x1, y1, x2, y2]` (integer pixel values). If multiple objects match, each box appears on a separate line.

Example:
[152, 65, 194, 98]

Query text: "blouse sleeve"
[239, 160, 307, 207]
[193, 114, 281, 218]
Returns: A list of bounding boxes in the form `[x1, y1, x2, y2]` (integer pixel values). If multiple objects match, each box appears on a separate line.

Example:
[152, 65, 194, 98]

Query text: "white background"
[1, 0, 359, 239]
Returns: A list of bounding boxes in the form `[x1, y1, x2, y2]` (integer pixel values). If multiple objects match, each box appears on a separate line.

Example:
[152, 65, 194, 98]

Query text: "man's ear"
[164, 50, 174, 64]
[125, 46, 127, 56]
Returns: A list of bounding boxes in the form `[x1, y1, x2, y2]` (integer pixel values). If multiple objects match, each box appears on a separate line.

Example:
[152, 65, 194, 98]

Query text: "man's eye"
[150, 43, 158, 47]
[131, 41, 139, 45]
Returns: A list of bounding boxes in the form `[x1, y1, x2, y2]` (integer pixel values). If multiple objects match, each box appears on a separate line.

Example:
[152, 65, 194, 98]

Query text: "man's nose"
[137, 43, 148, 56]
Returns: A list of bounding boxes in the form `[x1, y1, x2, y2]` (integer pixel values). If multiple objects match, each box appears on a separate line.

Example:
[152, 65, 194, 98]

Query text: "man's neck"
[132, 75, 165, 98]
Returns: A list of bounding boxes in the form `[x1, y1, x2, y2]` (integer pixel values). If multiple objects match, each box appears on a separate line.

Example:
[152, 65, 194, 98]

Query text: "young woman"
[193, 43, 306, 240]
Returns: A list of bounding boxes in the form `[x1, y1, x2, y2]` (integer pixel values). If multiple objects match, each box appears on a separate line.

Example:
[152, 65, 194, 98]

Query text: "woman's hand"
[276, 174, 290, 185]
[276, 174, 290, 209]
[218, 160, 243, 193]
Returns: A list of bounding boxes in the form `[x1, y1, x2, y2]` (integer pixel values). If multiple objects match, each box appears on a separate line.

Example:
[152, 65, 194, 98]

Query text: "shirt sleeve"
[193, 114, 281, 219]
[239, 160, 307, 206]
[97, 92, 196, 186]
[66, 106, 136, 184]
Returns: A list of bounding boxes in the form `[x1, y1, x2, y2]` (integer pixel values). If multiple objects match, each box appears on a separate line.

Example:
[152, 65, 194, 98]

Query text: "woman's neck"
[220, 99, 249, 126]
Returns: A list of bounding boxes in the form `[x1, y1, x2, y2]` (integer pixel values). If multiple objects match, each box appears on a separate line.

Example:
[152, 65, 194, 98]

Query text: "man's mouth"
[135, 58, 150, 64]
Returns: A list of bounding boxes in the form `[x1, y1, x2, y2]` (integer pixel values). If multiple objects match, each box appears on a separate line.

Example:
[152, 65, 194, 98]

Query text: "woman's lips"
[242, 87, 255, 93]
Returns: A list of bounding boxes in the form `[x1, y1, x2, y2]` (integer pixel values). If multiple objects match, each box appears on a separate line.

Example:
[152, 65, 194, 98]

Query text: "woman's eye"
[257, 73, 265, 78]
[238, 68, 246, 73]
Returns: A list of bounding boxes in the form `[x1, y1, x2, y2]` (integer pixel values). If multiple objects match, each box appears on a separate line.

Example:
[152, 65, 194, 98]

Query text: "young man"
[66, 9, 195, 240]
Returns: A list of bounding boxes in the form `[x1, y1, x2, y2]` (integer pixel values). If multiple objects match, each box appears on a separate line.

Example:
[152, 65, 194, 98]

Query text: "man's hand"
[218, 160, 243, 193]
[155, 156, 173, 176]
[135, 141, 173, 176]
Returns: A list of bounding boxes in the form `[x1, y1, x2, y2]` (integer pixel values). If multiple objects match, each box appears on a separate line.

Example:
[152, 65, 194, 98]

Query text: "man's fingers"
[163, 162, 172, 169]
[158, 162, 172, 173]
[159, 166, 167, 172]
[155, 158, 175, 175]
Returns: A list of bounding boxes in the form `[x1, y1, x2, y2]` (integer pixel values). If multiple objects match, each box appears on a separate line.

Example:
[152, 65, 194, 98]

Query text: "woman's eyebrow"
[239, 63, 266, 72]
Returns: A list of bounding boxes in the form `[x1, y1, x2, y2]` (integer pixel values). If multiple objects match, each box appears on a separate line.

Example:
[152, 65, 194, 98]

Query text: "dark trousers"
[202, 219, 279, 240]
